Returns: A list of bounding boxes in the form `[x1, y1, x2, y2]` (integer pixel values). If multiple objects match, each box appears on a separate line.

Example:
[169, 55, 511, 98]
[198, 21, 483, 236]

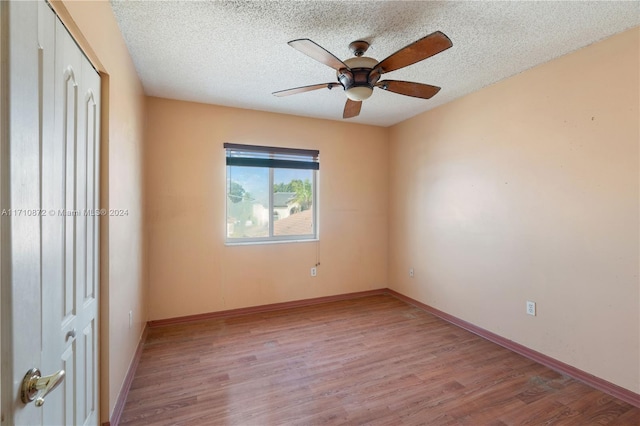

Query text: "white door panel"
[2, 1, 100, 425]
[39, 1, 63, 422]
[74, 30, 100, 426]
[2, 1, 42, 424]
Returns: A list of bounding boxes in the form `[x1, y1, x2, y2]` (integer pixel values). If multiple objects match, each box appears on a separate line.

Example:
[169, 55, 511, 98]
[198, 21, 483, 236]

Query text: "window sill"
[225, 238, 319, 247]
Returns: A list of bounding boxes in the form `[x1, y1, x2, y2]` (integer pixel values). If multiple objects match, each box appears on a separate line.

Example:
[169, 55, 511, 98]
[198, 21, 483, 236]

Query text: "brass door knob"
[21, 368, 65, 407]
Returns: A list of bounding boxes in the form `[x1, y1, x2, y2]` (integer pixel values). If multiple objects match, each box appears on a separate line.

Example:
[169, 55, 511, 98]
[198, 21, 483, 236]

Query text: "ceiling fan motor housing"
[338, 57, 380, 101]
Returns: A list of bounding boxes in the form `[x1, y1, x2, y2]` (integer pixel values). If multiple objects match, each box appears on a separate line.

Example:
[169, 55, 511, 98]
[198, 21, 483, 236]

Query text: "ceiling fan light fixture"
[339, 57, 378, 101]
[345, 86, 373, 101]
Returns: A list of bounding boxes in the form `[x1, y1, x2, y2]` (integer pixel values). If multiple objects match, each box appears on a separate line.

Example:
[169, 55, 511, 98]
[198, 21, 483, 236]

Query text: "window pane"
[273, 169, 314, 237]
[226, 166, 269, 239]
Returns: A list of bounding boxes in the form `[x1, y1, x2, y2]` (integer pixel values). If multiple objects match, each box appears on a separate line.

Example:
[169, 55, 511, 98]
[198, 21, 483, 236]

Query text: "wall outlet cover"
[526, 301, 536, 316]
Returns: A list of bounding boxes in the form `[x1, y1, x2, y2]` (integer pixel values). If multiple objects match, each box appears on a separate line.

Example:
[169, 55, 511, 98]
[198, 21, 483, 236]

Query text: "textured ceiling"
[110, 1, 639, 127]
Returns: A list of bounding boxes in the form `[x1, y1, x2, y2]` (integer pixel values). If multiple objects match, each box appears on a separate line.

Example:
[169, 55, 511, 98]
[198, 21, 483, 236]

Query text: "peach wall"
[388, 28, 639, 393]
[51, 1, 148, 423]
[145, 98, 389, 320]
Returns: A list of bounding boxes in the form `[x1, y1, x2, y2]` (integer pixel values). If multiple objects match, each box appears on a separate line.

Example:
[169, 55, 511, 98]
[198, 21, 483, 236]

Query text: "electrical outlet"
[526, 301, 536, 316]
[310, 267, 317, 277]
[129, 310, 133, 328]
[409, 268, 414, 278]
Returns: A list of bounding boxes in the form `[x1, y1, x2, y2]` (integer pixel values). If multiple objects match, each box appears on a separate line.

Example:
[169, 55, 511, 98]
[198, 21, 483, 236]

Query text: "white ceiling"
[110, 1, 639, 127]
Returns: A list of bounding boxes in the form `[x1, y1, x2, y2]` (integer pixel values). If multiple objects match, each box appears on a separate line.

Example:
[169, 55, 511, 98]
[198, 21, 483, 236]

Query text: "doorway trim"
[0, 0, 7, 418]
[1, 0, 14, 423]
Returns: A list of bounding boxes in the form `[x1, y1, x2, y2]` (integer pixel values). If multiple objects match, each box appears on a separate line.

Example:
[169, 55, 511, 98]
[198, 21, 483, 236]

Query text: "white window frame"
[224, 143, 319, 244]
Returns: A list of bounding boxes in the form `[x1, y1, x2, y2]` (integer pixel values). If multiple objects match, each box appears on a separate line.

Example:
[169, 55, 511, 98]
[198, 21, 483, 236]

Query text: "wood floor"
[120, 295, 639, 425]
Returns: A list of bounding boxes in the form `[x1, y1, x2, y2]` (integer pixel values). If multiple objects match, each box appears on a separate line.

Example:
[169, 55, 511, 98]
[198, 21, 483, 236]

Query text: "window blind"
[224, 143, 319, 170]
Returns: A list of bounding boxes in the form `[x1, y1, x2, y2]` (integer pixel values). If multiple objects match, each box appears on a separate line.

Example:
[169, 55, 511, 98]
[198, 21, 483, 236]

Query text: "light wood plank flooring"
[120, 295, 639, 425]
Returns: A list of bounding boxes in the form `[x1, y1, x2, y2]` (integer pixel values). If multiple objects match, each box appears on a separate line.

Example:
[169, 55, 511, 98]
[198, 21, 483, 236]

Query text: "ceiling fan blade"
[288, 39, 349, 71]
[343, 99, 362, 119]
[376, 80, 441, 99]
[375, 31, 452, 74]
[272, 82, 341, 97]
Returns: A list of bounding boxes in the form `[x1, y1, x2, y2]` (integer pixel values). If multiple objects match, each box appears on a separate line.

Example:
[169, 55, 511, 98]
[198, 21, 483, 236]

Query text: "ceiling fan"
[273, 31, 453, 119]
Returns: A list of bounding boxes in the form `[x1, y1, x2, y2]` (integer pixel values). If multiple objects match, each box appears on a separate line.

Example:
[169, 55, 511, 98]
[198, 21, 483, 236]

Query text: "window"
[224, 143, 319, 243]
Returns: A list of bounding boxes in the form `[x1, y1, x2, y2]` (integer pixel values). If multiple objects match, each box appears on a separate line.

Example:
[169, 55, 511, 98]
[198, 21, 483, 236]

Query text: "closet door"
[2, 2, 100, 425]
